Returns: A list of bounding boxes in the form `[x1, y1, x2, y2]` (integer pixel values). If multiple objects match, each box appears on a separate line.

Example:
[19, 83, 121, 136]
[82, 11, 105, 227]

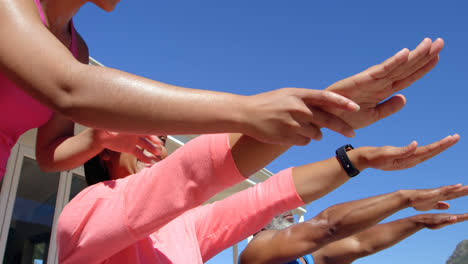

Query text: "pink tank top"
[0, 0, 79, 177]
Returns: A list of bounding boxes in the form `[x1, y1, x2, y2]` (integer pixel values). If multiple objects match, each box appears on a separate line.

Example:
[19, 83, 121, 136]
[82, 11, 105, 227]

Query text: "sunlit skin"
[101, 135, 168, 180]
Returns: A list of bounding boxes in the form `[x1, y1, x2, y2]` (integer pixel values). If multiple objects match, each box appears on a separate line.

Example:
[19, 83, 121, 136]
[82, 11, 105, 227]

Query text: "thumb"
[374, 94, 406, 122]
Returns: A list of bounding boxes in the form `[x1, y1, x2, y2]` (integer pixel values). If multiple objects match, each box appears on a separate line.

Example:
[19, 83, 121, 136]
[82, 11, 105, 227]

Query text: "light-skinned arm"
[0, 0, 358, 146]
[1, 0, 443, 146]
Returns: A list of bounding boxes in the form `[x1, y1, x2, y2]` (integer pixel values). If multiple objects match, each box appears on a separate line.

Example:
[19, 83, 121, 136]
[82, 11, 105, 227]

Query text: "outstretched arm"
[240, 184, 468, 264]
[0, 0, 359, 146]
[312, 213, 468, 264]
[228, 38, 446, 177]
[239, 134, 463, 264]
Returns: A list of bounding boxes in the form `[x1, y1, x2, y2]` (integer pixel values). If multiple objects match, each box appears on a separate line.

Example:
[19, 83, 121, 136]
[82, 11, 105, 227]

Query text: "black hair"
[84, 154, 111, 186]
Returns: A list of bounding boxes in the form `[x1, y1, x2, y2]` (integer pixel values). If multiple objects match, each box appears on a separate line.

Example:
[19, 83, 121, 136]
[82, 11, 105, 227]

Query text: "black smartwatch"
[335, 144, 360, 177]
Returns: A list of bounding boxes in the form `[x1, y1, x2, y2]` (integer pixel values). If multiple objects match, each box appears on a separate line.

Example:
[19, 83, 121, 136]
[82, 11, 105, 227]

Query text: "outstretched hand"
[95, 129, 165, 164]
[357, 134, 459, 171]
[324, 38, 444, 129]
[405, 184, 468, 211]
[413, 213, 468, 230]
[245, 88, 359, 146]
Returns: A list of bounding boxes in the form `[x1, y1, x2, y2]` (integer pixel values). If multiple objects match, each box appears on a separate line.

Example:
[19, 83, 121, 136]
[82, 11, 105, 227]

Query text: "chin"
[91, 0, 118, 12]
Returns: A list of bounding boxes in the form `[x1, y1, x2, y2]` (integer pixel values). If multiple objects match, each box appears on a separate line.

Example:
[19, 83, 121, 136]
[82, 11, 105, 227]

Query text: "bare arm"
[312, 213, 468, 264]
[239, 135, 462, 264]
[36, 113, 163, 172]
[240, 184, 468, 264]
[0, 0, 360, 146]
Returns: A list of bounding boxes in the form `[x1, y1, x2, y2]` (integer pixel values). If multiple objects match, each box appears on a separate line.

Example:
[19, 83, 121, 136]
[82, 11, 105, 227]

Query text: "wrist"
[228, 94, 253, 135]
[408, 214, 428, 229]
[91, 128, 110, 150]
[347, 147, 370, 171]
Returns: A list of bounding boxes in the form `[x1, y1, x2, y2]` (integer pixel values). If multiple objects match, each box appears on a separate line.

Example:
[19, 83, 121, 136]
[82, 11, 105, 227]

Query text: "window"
[0, 146, 87, 264]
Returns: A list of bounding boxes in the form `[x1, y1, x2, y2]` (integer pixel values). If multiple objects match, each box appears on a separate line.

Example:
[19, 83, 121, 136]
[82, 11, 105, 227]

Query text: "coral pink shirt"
[57, 134, 304, 263]
[0, 0, 78, 177]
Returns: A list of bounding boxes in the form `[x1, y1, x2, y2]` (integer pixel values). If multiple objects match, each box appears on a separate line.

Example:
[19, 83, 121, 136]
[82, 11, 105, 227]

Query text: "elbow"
[36, 155, 57, 173]
[48, 83, 79, 119]
[46, 63, 87, 119]
[49, 91, 75, 118]
[310, 212, 342, 245]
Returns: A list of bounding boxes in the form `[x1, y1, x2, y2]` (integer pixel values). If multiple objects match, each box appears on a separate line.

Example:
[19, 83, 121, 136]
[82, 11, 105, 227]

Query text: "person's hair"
[84, 154, 111, 186]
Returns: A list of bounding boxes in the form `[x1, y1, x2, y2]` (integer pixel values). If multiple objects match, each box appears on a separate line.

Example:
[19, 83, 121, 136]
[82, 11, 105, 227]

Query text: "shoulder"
[239, 230, 281, 264]
[0, 0, 46, 28]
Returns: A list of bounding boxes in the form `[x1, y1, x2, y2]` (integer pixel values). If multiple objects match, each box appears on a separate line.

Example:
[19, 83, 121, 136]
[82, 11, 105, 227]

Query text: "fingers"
[299, 89, 360, 112]
[428, 214, 458, 229]
[368, 48, 409, 79]
[418, 184, 468, 211]
[434, 201, 450, 210]
[374, 94, 407, 121]
[391, 38, 444, 81]
[455, 213, 468, 224]
[132, 136, 164, 163]
[387, 38, 433, 80]
[394, 134, 460, 168]
[145, 135, 166, 147]
[295, 122, 322, 142]
[297, 107, 355, 138]
[130, 147, 155, 164]
[410, 134, 460, 164]
[138, 137, 162, 156]
[381, 141, 418, 159]
[425, 213, 468, 229]
[392, 56, 439, 92]
[441, 185, 468, 201]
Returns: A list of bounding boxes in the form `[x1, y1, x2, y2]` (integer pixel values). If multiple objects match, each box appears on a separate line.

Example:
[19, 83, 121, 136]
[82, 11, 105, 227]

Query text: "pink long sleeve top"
[57, 134, 304, 263]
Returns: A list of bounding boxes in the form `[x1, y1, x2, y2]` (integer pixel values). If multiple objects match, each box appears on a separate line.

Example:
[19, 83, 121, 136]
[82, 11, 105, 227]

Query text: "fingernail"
[349, 102, 360, 112]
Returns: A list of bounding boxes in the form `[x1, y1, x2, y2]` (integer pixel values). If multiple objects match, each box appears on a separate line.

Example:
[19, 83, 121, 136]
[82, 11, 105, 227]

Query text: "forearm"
[311, 218, 421, 264]
[291, 147, 370, 203]
[229, 134, 291, 177]
[311, 190, 408, 245]
[36, 128, 104, 172]
[350, 217, 422, 257]
[269, 191, 409, 263]
[57, 64, 247, 135]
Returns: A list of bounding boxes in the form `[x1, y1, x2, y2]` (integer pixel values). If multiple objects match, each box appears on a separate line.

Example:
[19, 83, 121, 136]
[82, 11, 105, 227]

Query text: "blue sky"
[75, 1, 467, 263]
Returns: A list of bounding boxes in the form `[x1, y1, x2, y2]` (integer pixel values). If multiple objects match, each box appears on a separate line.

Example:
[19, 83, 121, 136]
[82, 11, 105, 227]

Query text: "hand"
[413, 213, 468, 230]
[95, 129, 164, 164]
[404, 184, 468, 211]
[244, 88, 360, 146]
[324, 38, 444, 129]
[356, 134, 459, 171]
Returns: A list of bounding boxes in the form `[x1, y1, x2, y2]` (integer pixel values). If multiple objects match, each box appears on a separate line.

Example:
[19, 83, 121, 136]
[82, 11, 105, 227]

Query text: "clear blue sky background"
[75, 1, 467, 263]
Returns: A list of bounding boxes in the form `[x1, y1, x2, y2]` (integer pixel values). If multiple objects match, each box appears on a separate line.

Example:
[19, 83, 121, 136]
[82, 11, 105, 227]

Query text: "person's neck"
[39, 0, 84, 36]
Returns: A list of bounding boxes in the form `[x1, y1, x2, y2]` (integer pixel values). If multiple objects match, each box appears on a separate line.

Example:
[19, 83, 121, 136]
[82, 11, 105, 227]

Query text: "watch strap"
[335, 144, 360, 177]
